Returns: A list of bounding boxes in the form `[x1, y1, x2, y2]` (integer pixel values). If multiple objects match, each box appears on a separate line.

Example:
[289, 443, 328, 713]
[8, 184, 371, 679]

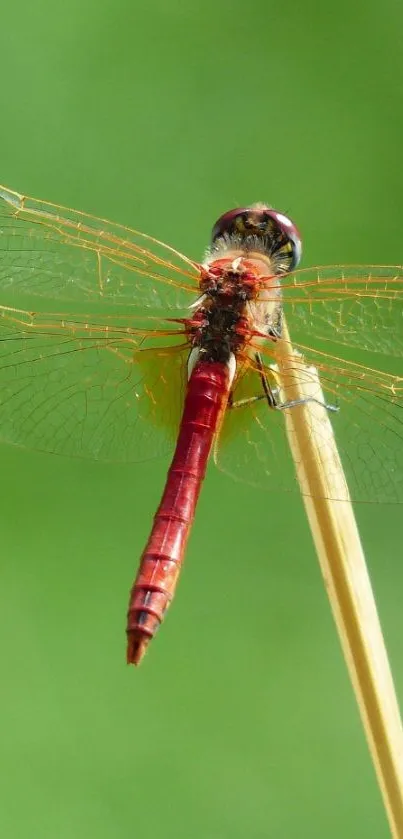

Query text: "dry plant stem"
[276, 320, 403, 838]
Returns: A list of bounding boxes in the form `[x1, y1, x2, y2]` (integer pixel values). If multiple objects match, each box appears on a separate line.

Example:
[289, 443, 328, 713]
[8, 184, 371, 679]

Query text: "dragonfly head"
[210, 204, 302, 274]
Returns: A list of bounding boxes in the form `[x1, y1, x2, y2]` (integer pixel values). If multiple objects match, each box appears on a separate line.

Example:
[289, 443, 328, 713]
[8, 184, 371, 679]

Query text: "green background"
[0, 1, 402, 836]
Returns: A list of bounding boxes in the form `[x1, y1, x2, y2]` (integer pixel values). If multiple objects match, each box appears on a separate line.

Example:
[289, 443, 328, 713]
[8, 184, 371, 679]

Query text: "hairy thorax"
[186, 251, 283, 366]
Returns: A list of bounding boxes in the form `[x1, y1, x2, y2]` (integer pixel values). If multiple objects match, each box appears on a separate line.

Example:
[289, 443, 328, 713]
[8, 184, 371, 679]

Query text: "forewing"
[0, 185, 200, 309]
[277, 265, 403, 357]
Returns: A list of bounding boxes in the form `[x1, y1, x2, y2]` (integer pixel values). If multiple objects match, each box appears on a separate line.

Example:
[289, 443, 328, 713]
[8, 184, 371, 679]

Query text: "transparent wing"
[256, 265, 403, 357]
[216, 339, 403, 504]
[1, 190, 403, 498]
[0, 305, 188, 460]
[0, 184, 200, 309]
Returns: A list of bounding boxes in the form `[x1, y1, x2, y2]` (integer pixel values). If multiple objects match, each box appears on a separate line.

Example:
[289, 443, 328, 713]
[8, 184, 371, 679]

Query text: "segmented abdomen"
[126, 360, 230, 665]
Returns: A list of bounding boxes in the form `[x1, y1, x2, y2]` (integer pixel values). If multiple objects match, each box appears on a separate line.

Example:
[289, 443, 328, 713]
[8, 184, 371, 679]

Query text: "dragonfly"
[0, 185, 402, 664]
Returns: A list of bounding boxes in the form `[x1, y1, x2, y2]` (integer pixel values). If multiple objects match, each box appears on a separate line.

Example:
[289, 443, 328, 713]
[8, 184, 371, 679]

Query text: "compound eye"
[265, 210, 302, 271]
[211, 207, 250, 243]
[211, 205, 302, 272]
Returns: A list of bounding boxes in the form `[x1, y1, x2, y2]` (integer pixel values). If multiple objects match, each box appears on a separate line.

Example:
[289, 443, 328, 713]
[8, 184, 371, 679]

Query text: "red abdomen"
[126, 360, 230, 665]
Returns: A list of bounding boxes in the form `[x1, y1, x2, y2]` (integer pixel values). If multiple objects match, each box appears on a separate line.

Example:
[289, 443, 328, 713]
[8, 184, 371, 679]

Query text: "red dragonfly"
[0, 185, 402, 664]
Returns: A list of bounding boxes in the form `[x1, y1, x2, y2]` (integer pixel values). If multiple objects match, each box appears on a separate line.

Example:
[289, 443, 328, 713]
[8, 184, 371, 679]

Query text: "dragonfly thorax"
[187, 256, 275, 365]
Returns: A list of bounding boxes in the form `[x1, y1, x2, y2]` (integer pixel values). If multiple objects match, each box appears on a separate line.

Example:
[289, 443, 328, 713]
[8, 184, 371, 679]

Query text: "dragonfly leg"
[255, 351, 279, 408]
[256, 352, 339, 414]
[276, 396, 339, 413]
[229, 352, 339, 414]
[256, 346, 339, 414]
[229, 352, 278, 410]
[229, 393, 267, 409]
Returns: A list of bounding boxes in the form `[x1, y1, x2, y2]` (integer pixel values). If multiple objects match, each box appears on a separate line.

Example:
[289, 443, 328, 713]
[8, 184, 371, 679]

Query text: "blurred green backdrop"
[0, 1, 402, 836]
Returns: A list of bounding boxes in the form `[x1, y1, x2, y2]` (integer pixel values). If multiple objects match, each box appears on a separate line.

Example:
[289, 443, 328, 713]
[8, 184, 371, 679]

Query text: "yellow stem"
[277, 320, 403, 837]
